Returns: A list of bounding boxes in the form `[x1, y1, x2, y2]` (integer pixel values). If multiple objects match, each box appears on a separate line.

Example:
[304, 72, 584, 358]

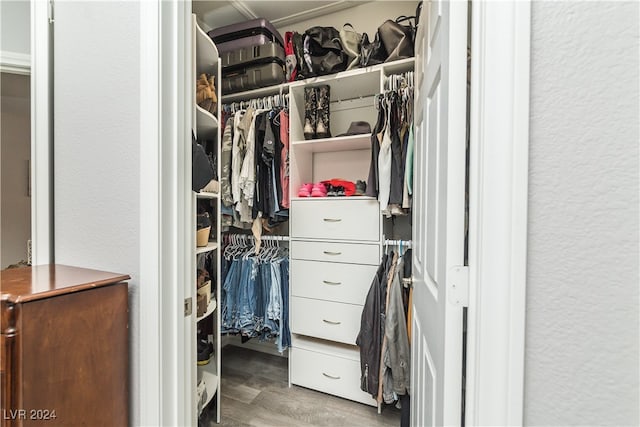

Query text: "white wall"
[1, 72, 31, 267]
[276, 1, 419, 42]
[526, 2, 639, 425]
[0, 0, 30, 55]
[52, 2, 141, 425]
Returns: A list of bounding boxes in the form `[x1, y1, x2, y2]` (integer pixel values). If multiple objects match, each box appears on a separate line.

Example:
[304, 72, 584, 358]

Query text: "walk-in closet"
[189, 1, 423, 425]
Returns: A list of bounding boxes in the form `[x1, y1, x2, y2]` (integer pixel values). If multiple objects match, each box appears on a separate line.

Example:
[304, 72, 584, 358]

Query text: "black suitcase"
[209, 18, 284, 54]
[221, 42, 285, 71]
[221, 61, 285, 94]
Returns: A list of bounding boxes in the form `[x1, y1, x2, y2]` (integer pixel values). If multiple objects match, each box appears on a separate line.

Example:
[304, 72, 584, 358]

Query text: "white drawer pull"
[323, 319, 341, 325]
[323, 218, 342, 222]
[322, 372, 341, 380]
[323, 251, 342, 256]
[322, 280, 342, 285]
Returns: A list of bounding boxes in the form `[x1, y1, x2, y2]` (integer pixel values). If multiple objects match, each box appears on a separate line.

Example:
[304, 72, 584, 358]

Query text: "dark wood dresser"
[0, 265, 129, 426]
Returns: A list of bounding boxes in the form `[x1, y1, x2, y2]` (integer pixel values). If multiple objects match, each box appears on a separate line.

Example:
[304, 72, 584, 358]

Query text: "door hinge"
[48, 0, 54, 24]
[184, 297, 192, 317]
[447, 266, 469, 307]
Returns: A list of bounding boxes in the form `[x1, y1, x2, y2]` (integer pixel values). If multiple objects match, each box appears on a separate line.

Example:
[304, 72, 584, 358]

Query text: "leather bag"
[192, 133, 215, 192]
[302, 26, 348, 77]
[378, 18, 415, 62]
[339, 24, 363, 70]
[360, 31, 388, 67]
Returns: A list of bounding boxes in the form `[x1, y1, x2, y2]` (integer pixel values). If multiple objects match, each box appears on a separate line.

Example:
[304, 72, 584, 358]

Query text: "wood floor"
[201, 345, 402, 427]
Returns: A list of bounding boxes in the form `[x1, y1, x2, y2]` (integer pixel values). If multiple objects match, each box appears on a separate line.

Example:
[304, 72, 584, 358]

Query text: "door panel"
[411, 0, 468, 425]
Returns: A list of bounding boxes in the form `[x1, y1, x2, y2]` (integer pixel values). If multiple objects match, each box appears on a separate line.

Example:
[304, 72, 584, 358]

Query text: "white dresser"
[290, 198, 381, 406]
[286, 60, 415, 406]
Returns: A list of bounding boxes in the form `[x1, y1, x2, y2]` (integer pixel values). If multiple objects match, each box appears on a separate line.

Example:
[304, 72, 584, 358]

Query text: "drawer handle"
[322, 372, 341, 380]
[323, 218, 342, 222]
[322, 280, 342, 285]
[323, 251, 342, 256]
[323, 319, 341, 325]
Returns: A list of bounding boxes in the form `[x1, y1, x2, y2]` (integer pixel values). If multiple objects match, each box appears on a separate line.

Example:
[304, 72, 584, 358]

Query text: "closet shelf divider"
[290, 133, 372, 153]
[196, 299, 217, 322]
[196, 241, 219, 255]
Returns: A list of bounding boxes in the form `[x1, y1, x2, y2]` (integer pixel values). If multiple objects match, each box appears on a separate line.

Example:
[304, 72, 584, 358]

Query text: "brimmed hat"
[337, 121, 371, 136]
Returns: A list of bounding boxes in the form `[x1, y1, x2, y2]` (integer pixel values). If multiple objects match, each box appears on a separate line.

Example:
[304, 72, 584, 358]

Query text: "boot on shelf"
[303, 87, 317, 140]
[316, 85, 331, 139]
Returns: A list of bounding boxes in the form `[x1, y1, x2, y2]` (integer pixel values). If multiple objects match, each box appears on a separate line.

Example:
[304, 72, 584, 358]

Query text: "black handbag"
[301, 26, 348, 77]
[379, 17, 416, 63]
[360, 32, 388, 67]
[192, 133, 215, 192]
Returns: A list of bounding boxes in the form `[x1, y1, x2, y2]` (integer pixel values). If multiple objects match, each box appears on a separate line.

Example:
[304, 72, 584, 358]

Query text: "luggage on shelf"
[220, 42, 285, 71]
[220, 62, 286, 94]
[209, 18, 286, 94]
[208, 18, 284, 53]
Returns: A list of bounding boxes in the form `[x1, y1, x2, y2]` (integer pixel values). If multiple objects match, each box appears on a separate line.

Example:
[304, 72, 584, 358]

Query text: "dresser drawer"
[291, 199, 380, 241]
[291, 297, 362, 345]
[291, 346, 375, 406]
[290, 240, 380, 265]
[291, 260, 376, 305]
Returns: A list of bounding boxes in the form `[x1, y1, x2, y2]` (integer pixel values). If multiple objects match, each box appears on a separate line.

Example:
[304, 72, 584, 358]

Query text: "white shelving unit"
[196, 191, 219, 199]
[197, 358, 219, 416]
[215, 44, 415, 412]
[287, 58, 415, 407]
[197, 299, 217, 323]
[196, 241, 219, 255]
[191, 13, 221, 425]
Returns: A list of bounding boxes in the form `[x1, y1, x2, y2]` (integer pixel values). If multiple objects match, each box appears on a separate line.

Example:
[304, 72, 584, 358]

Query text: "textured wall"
[1, 73, 30, 267]
[0, 0, 30, 55]
[52, 2, 140, 424]
[527, 2, 639, 425]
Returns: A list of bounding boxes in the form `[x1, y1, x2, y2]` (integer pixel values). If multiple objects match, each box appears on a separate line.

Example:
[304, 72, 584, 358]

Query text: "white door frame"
[139, 1, 193, 426]
[30, 0, 531, 424]
[466, 1, 531, 425]
[30, 0, 52, 265]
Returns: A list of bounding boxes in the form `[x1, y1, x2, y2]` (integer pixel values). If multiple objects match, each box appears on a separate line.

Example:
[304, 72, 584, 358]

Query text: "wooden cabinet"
[0, 265, 129, 427]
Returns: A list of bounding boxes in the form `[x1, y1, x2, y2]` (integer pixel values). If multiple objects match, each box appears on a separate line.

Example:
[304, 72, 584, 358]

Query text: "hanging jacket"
[366, 101, 386, 197]
[389, 93, 404, 206]
[384, 256, 411, 396]
[220, 122, 234, 207]
[356, 254, 388, 398]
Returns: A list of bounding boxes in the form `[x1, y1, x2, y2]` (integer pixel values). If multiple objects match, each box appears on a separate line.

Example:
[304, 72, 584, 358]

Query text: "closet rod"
[384, 239, 412, 248]
[226, 233, 290, 242]
[222, 92, 289, 112]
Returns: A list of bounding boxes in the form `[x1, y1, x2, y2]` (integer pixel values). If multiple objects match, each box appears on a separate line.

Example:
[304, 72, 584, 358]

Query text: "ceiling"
[193, 1, 367, 31]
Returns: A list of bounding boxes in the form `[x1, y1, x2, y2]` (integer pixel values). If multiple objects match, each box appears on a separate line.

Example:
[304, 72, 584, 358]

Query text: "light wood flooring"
[201, 345, 401, 427]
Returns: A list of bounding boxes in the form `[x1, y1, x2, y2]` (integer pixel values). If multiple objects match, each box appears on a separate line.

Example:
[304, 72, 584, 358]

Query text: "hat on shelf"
[337, 121, 371, 136]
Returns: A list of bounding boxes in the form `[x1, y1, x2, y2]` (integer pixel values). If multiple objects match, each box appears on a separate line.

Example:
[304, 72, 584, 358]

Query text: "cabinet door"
[20, 284, 128, 426]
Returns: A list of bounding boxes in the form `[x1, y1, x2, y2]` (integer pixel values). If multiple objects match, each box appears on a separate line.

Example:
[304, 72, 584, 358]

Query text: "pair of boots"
[304, 85, 331, 140]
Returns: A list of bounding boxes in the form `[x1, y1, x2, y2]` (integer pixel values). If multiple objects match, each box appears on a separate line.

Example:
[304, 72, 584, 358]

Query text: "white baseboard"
[222, 334, 289, 358]
[0, 51, 30, 75]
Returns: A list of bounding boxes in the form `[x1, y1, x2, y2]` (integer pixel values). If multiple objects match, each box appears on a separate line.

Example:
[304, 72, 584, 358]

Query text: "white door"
[411, 0, 468, 425]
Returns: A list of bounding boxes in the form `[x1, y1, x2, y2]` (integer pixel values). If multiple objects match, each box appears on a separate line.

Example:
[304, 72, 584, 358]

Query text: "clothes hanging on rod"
[366, 72, 415, 217]
[220, 235, 290, 353]
[356, 246, 412, 404]
[218, 97, 290, 235]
